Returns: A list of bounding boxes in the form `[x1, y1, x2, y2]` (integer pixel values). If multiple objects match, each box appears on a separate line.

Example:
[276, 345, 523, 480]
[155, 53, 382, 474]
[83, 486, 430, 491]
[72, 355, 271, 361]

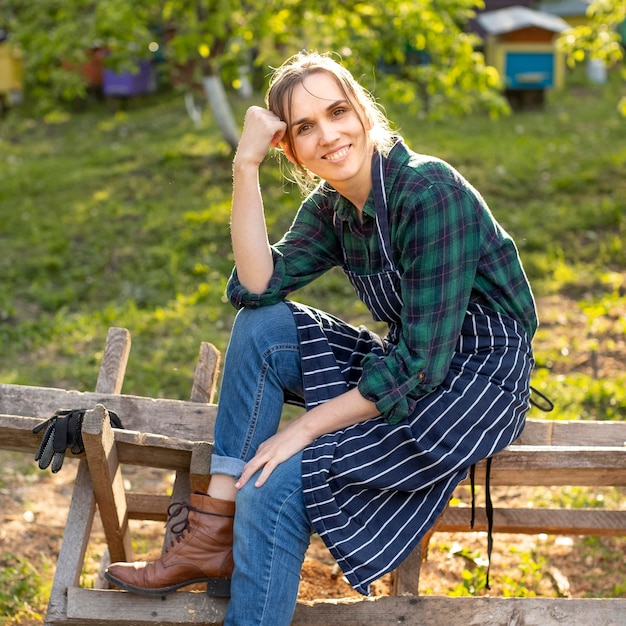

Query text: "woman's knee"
[234, 454, 309, 534]
[231, 302, 297, 346]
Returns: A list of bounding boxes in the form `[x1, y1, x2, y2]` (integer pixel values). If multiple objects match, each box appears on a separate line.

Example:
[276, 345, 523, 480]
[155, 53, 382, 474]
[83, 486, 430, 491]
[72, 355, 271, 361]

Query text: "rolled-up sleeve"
[226, 250, 289, 309]
[226, 195, 342, 309]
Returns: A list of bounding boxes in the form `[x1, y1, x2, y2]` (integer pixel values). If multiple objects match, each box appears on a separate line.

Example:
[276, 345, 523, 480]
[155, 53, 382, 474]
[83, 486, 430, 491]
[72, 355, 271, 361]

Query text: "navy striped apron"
[287, 153, 534, 595]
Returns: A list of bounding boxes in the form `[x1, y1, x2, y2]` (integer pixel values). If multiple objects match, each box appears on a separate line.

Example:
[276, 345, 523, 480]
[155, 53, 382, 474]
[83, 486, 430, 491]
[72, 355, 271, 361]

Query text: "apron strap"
[371, 151, 396, 273]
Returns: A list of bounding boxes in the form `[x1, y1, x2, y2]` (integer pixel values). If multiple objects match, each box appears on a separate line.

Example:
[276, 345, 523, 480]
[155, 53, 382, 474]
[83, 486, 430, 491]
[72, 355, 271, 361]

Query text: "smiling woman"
[105, 50, 539, 626]
[278, 74, 373, 209]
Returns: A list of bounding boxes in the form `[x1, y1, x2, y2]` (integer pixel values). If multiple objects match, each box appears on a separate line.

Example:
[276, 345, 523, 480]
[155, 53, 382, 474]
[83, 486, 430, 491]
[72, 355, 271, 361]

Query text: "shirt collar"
[327, 136, 410, 223]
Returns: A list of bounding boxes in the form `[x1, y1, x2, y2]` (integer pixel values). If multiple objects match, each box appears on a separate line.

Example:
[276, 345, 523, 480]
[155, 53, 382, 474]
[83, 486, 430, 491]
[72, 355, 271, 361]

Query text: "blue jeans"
[211, 303, 314, 626]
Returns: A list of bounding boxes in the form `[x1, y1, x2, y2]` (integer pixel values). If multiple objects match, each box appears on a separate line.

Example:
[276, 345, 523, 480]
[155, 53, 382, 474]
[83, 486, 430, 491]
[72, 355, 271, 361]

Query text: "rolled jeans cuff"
[211, 453, 246, 479]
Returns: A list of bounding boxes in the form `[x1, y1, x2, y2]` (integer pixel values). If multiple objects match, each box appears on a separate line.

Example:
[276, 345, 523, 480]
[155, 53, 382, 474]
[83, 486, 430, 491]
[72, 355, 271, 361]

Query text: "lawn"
[1, 70, 624, 413]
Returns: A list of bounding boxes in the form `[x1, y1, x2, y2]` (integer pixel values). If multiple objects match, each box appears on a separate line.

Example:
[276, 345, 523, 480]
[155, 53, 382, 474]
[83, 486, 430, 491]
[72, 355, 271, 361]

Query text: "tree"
[5, 0, 509, 146]
[557, 0, 626, 114]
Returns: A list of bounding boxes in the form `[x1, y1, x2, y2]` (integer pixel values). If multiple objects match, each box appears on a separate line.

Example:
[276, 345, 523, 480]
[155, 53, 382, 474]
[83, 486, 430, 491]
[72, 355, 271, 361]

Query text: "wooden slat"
[126, 493, 171, 521]
[0, 413, 210, 470]
[82, 405, 133, 563]
[62, 588, 626, 626]
[435, 506, 626, 536]
[391, 541, 423, 596]
[189, 441, 212, 493]
[190, 342, 221, 404]
[468, 446, 626, 486]
[45, 329, 131, 625]
[0, 383, 217, 442]
[95, 327, 131, 395]
[520, 419, 626, 447]
[5, 413, 624, 485]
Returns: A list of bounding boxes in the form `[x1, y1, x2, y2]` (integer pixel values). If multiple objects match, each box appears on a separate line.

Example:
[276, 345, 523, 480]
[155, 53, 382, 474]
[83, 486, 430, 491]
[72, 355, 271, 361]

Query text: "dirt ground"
[1, 294, 625, 622]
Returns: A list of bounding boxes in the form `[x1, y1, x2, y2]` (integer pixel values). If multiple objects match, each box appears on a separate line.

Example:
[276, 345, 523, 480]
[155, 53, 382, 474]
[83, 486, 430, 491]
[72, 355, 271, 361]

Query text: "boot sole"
[104, 571, 231, 598]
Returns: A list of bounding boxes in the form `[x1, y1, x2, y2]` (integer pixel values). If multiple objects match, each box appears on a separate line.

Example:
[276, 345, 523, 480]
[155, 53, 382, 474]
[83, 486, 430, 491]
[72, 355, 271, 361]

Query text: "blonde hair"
[265, 51, 394, 193]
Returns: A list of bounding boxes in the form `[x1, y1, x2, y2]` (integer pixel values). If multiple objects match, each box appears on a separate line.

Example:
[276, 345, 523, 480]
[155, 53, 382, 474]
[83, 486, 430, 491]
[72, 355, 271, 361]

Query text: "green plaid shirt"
[228, 139, 537, 412]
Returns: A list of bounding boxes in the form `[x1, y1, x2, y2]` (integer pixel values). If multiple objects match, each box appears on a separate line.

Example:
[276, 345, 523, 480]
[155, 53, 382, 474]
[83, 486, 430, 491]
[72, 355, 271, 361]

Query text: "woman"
[106, 51, 537, 625]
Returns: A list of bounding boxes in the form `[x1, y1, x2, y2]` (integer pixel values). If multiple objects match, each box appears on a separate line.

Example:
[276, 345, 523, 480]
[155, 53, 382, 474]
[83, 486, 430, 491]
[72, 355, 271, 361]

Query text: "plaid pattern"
[227, 138, 537, 424]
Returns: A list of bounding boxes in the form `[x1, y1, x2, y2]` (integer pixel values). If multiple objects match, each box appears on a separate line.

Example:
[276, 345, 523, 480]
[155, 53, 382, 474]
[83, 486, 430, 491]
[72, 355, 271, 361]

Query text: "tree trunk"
[202, 74, 240, 150]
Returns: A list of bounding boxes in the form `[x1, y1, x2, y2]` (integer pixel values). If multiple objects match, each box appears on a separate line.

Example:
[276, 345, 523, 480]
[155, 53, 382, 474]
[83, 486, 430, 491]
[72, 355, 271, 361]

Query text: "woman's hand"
[235, 388, 380, 489]
[235, 418, 315, 489]
[234, 106, 287, 170]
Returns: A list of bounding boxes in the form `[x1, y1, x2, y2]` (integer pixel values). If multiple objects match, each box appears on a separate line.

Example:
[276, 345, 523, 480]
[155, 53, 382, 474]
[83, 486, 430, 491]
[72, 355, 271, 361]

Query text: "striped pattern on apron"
[296, 302, 533, 594]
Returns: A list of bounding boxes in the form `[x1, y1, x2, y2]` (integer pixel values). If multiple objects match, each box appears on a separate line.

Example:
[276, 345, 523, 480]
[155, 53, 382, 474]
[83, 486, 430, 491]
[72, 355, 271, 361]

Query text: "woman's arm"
[231, 106, 287, 294]
[236, 387, 380, 489]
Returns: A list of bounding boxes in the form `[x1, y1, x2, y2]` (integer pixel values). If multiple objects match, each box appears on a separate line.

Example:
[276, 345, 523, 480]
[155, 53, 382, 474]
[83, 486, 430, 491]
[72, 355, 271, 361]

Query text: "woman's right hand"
[233, 106, 287, 170]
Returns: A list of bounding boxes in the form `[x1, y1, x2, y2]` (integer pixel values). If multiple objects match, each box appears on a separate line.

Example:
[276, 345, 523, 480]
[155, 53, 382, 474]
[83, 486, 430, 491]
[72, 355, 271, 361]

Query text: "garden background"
[0, 52, 625, 625]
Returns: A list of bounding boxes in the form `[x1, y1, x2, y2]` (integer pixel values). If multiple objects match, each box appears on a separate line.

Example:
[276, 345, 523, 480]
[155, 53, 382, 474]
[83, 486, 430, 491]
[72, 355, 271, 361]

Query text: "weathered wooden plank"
[44, 464, 97, 624]
[95, 327, 131, 395]
[126, 492, 171, 520]
[189, 441, 212, 493]
[391, 540, 423, 596]
[520, 419, 626, 447]
[83, 405, 133, 563]
[469, 445, 626, 486]
[61, 589, 626, 626]
[435, 505, 626, 536]
[0, 383, 217, 441]
[5, 413, 624, 484]
[45, 330, 130, 626]
[0, 413, 210, 470]
[61, 498, 626, 613]
[0, 413, 47, 453]
[190, 341, 221, 404]
[116, 434, 198, 470]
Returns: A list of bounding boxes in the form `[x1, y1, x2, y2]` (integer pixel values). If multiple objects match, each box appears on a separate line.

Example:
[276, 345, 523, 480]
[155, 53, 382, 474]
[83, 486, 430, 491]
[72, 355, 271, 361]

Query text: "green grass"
[0, 552, 52, 624]
[1, 68, 625, 415]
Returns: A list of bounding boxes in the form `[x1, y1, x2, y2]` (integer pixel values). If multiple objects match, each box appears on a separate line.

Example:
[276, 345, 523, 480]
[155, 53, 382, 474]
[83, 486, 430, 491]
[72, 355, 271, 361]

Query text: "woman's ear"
[279, 140, 298, 165]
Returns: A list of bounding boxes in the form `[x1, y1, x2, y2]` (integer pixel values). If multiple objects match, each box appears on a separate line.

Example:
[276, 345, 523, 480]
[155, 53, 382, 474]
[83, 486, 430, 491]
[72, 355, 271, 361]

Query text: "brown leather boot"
[105, 492, 235, 597]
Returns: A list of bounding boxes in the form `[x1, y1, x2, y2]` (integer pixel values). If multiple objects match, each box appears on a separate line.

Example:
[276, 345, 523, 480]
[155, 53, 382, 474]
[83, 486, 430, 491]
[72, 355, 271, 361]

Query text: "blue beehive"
[477, 5, 570, 92]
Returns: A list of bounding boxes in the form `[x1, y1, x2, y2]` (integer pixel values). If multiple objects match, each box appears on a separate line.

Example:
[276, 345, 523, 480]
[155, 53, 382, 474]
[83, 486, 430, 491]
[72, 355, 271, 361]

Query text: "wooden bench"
[1, 326, 626, 625]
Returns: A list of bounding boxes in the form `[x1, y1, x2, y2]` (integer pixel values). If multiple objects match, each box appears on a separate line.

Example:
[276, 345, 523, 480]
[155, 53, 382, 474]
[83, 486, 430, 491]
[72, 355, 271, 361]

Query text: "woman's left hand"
[234, 388, 380, 489]
[235, 419, 315, 489]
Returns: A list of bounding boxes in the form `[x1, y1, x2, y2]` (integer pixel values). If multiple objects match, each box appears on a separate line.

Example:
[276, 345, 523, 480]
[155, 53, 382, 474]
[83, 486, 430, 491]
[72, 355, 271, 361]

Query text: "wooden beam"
[468, 445, 626, 486]
[190, 342, 221, 404]
[82, 405, 133, 563]
[520, 419, 626, 447]
[0, 413, 210, 471]
[62, 588, 626, 626]
[435, 506, 626, 536]
[0, 383, 217, 442]
[126, 492, 171, 521]
[95, 327, 131, 395]
[45, 329, 131, 625]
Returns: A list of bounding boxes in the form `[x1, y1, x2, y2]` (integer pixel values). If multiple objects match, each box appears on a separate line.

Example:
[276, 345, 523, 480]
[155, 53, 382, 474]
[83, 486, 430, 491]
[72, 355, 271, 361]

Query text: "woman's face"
[282, 71, 373, 196]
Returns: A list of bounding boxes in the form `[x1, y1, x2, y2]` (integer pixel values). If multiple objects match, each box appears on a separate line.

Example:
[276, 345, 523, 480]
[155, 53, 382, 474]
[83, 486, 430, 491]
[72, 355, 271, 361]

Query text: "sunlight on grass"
[1, 70, 624, 402]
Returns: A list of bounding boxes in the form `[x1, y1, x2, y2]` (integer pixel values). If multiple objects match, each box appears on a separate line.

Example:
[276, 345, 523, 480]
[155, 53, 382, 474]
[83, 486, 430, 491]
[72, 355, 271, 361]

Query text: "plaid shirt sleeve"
[226, 191, 342, 308]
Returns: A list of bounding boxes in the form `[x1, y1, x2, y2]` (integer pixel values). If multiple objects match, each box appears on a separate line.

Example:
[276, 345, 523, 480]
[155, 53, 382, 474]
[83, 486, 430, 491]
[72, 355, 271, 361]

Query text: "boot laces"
[163, 498, 234, 551]
[164, 501, 200, 550]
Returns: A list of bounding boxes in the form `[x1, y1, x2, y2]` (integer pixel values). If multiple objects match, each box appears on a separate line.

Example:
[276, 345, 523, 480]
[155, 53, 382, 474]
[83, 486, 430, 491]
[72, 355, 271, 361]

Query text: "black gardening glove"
[33, 407, 123, 473]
